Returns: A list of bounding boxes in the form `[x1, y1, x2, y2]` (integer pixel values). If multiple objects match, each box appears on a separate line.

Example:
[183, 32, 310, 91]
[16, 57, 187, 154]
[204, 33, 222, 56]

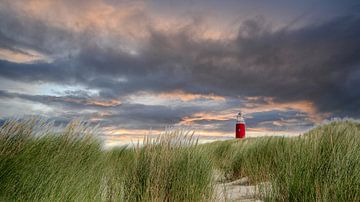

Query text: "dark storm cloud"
[0, 89, 116, 109]
[0, 3, 360, 120]
[135, 15, 360, 117]
[0, 89, 209, 130]
[181, 16, 360, 117]
[0, 3, 77, 55]
[0, 60, 71, 83]
[236, 16, 360, 116]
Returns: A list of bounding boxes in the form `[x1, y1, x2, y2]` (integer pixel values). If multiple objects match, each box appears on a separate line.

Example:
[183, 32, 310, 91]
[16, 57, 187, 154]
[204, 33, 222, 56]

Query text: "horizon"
[1, 0, 359, 145]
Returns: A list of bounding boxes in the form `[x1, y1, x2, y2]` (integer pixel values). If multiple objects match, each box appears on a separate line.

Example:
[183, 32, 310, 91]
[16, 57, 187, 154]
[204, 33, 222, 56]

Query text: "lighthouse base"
[236, 123, 246, 138]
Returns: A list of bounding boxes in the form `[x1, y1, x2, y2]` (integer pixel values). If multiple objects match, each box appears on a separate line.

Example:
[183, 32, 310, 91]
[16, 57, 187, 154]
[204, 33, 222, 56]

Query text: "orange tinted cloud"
[8, 0, 146, 38]
[125, 91, 226, 106]
[86, 99, 122, 107]
[158, 90, 226, 102]
[180, 112, 233, 125]
[180, 97, 329, 125]
[6, 0, 231, 44]
[0, 48, 49, 63]
[242, 98, 329, 123]
[50, 97, 121, 107]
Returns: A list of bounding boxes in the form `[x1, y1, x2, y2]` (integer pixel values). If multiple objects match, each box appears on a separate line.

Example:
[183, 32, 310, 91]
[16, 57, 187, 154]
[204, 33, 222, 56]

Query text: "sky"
[0, 0, 359, 145]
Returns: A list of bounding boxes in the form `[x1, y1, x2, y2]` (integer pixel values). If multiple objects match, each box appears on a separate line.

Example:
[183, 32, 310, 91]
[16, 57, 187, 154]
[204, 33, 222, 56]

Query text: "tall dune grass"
[0, 119, 213, 201]
[270, 121, 360, 201]
[1, 118, 360, 201]
[124, 130, 212, 201]
[206, 120, 360, 201]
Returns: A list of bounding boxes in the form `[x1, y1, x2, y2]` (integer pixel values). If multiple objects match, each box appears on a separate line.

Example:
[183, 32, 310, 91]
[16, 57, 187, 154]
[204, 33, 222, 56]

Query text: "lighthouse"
[236, 112, 246, 138]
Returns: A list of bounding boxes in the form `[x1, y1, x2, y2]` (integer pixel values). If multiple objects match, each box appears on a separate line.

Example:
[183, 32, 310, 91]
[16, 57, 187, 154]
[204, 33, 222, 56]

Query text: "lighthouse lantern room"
[236, 112, 246, 138]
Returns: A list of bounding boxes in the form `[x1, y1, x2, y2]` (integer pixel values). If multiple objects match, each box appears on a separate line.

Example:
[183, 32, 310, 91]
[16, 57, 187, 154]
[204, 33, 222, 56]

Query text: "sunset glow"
[1, 0, 359, 146]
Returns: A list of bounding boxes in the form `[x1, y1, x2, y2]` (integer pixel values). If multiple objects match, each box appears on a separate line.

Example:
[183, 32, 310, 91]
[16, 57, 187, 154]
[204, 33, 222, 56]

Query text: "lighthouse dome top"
[236, 111, 245, 123]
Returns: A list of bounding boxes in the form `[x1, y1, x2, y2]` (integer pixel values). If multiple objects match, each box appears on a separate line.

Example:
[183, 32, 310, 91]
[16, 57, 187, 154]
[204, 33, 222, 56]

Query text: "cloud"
[0, 89, 207, 130]
[0, 47, 50, 63]
[0, 90, 121, 109]
[0, 1, 359, 137]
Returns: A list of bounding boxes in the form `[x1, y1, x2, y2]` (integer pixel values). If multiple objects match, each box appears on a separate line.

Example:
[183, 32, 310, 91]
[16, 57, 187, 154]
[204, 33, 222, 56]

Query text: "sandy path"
[213, 172, 270, 201]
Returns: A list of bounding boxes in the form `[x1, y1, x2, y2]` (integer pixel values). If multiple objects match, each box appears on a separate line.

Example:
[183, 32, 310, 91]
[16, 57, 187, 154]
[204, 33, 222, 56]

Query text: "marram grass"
[205, 120, 360, 201]
[0, 119, 213, 201]
[1, 118, 360, 201]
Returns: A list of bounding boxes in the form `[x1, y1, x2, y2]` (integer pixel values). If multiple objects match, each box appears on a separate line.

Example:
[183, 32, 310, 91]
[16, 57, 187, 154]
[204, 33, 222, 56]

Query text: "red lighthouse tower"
[236, 112, 246, 138]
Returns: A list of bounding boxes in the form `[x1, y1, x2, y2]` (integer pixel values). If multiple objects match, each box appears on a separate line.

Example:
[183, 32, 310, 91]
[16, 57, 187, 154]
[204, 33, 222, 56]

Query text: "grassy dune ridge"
[1, 118, 360, 201]
[205, 120, 360, 201]
[0, 119, 212, 201]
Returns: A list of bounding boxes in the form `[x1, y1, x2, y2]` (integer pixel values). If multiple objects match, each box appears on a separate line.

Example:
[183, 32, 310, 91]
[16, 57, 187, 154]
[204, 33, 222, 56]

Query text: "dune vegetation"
[1, 118, 360, 201]
[0, 119, 212, 201]
[205, 120, 360, 201]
